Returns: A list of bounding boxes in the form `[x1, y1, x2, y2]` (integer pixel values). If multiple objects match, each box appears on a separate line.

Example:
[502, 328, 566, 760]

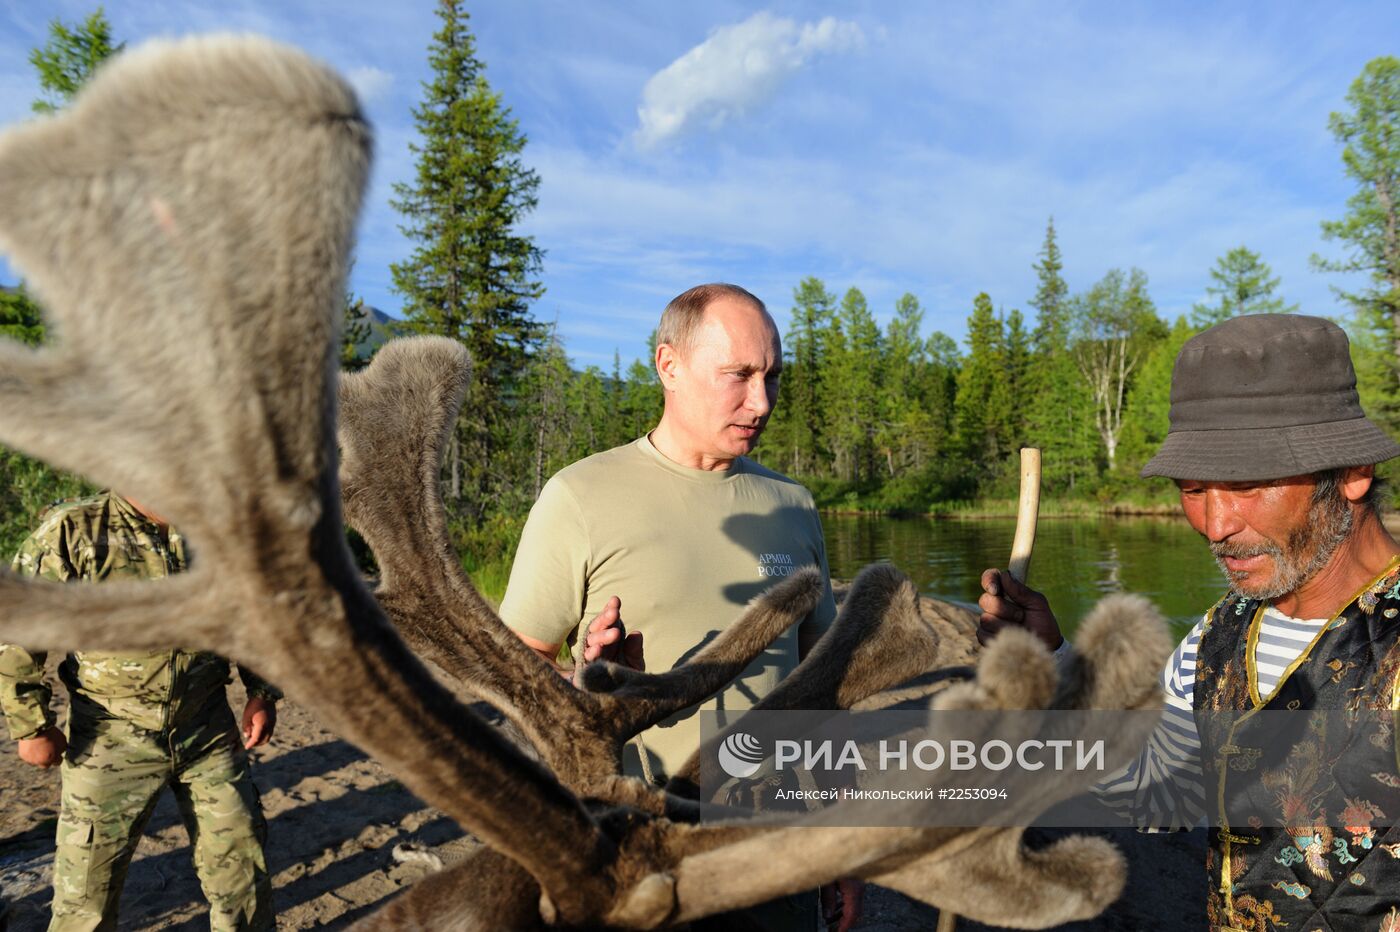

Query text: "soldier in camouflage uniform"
[0, 491, 279, 931]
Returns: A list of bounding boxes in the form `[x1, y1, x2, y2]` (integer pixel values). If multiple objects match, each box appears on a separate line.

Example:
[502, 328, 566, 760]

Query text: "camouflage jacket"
[0, 491, 281, 740]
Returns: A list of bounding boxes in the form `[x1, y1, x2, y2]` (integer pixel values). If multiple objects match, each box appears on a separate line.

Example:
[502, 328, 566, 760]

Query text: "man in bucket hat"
[978, 314, 1400, 930]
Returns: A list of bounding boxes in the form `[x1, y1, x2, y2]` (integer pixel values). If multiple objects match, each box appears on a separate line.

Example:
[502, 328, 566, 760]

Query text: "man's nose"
[745, 376, 773, 417]
[1202, 489, 1243, 542]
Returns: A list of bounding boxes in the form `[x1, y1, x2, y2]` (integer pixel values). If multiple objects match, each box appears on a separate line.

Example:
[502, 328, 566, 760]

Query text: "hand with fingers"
[241, 695, 278, 749]
[977, 568, 1064, 652]
[572, 595, 645, 687]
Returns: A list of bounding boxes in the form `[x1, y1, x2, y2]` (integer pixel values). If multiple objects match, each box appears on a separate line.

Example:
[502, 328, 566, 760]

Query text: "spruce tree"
[1315, 56, 1400, 432]
[924, 331, 961, 465]
[954, 293, 1012, 483]
[879, 293, 932, 477]
[30, 7, 123, 114]
[826, 288, 882, 482]
[519, 328, 574, 499]
[1023, 219, 1095, 491]
[768, 277, 836, 476]
[391, 0, 544, 520]
[1029, 218, 1069, 354]
[1003, 307, 1029, 455]
[1191, 246, 1296, 327]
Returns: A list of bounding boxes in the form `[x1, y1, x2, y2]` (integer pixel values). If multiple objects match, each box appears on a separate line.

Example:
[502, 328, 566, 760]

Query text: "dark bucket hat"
[1140, 314, 1400, 482]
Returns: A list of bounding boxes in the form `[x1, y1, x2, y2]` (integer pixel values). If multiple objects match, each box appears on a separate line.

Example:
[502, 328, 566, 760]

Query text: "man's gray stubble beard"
[1210, 488, 1354, 602]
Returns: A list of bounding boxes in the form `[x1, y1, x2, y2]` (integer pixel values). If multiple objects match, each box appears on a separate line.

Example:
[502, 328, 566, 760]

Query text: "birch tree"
[1070, 268, 1165, 472]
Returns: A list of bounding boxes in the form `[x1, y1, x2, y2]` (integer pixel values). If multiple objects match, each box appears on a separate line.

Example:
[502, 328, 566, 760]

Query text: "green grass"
[467, 557, 512, 608]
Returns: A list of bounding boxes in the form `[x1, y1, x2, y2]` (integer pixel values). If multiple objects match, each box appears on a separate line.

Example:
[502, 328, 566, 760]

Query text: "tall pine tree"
[954, 293, 1013, 485]
[1023, 219, 1095, 491]
[879, 293, 934, 477]
[767, 277, 836, 476]
[1315, 56, 1400, 434]
[826, 287, 882, 482]
[1191, 246, 1297, 327]
[391, 0, 544, 521]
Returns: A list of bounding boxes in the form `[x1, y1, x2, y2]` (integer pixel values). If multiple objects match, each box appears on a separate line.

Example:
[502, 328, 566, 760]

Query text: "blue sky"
[0, 2, 1396, 369]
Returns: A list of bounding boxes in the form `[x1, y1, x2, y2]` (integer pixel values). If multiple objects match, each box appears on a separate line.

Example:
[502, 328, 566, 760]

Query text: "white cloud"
[346, 64, 393, 103]
[634, 11, 863, 148]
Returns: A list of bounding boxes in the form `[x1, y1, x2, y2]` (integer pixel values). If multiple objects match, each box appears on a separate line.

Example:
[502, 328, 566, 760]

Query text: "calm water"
[819, 514, 1226, 640]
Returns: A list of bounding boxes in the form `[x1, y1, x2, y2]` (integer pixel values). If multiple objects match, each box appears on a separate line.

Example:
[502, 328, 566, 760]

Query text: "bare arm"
[516, 596, 644, 683]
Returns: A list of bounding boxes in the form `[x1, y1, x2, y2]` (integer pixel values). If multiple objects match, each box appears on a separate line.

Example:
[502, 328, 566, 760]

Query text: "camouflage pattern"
[0, 492, 281, 740]
[0, 491, 277, 930]
[50, 702, 272, 932]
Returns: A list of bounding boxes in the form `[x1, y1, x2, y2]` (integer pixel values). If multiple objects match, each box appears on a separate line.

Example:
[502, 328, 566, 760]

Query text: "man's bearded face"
[1208, 480, 1353, 601]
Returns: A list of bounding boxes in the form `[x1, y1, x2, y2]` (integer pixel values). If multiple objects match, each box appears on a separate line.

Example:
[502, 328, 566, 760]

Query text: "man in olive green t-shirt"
[501, 283, 859, 931]
[501, 282, 837, 774]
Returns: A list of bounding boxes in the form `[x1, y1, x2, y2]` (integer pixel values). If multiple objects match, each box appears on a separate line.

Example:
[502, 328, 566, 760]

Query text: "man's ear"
[656, 343, 679, 391]
[1341, 464, 1376, 505]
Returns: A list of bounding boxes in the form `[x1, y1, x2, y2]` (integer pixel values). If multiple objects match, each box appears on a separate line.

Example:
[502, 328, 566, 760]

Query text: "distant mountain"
[346, 303, 402, 360]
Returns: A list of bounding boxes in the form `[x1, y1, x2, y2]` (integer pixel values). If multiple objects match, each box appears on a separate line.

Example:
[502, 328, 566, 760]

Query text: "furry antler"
[0, 35, 1173, 931]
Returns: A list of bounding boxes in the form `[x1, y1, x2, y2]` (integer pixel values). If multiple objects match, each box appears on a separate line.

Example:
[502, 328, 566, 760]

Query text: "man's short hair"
[1313, 467, 1387, 518]
[657, 283, 767, 358]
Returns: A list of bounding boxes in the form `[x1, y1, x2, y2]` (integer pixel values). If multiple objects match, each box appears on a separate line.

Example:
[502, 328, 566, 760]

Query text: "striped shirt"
[1095, 605, 1327, 829]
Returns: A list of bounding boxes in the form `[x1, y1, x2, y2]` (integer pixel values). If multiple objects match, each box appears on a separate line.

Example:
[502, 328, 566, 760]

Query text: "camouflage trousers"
[49, 698, 273, 932]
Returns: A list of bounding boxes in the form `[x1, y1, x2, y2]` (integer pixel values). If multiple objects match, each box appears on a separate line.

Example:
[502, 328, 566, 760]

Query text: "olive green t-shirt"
[500, 435, 837, 777]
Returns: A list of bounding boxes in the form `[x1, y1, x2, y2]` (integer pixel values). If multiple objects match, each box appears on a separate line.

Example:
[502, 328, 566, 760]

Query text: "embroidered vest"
[1194, 562, 1400, 932]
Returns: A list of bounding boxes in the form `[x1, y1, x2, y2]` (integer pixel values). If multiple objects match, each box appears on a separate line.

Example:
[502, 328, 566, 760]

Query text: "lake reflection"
[820, 514, 1225, 640]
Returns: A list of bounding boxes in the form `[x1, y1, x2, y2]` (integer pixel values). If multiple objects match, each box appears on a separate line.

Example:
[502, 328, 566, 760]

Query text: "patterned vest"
[1194, 561, 1400, 932]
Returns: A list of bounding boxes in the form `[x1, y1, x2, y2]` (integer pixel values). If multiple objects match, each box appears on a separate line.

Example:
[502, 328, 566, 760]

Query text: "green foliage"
[452, 510, 527, 606]
[30, 8, 123, 114]
[765, 277, 836, 476]
[0, 448, 94, 558]
[1191, 246, 1297, 327]
[1116, 315, 1200, 476]
[341, 280, 372, 371]
[0, 286, 44, 346]
[825, 287, 882, 482]
[1024, 220, 1096, 492]
[0, 13, 118, 556]
[1030, 217, 1069, 353]
[953, 293, 1016, 483]
[1069, 268, 1166, 471]
[391, 0, 544, 523]
[1316, 56, 1400, 432]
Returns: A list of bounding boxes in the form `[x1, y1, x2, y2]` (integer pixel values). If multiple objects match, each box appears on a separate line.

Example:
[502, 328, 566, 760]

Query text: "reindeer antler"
[0, 36, 645, 926]
[0, 36, 1173, 931]
[337, 335, 824, 789]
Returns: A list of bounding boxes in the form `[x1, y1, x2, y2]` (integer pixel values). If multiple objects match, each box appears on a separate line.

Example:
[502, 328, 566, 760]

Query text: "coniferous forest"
[3, 7, 1399, 600]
